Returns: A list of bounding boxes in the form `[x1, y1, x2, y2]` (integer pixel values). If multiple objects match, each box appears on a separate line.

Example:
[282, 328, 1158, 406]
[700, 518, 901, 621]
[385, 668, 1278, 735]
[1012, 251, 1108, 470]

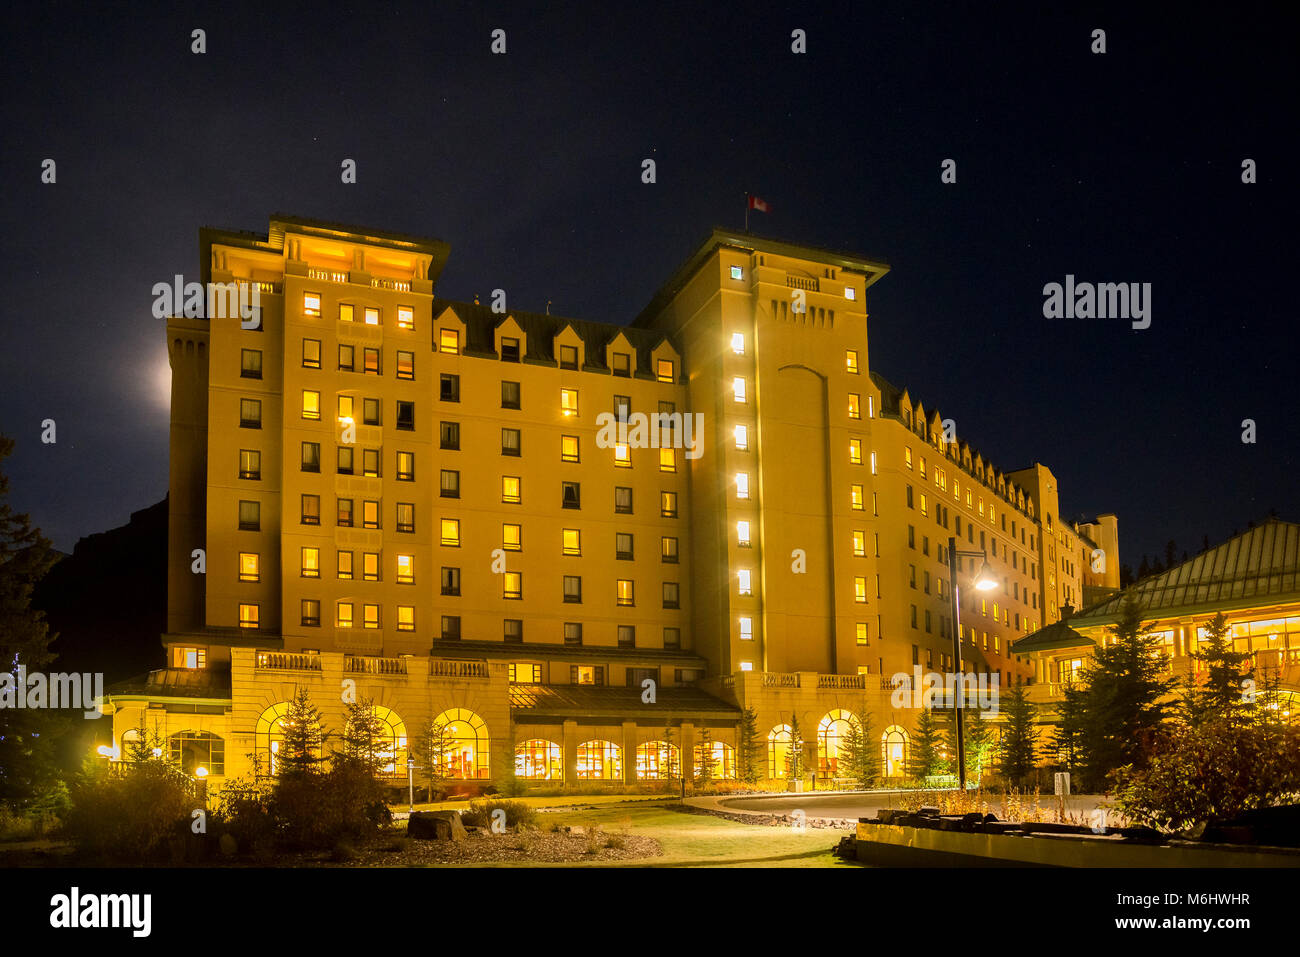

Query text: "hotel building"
[104, 216, 1118, 789]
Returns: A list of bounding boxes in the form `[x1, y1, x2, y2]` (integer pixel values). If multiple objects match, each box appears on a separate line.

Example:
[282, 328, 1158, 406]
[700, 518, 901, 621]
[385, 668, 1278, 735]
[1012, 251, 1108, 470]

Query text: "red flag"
[747, 194, 771, 213]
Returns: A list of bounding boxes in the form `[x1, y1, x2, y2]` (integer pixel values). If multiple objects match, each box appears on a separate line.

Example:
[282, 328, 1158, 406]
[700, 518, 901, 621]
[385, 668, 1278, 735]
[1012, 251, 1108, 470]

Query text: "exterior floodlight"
[974, 559, 999, 591]
[194, 767, 208, 778]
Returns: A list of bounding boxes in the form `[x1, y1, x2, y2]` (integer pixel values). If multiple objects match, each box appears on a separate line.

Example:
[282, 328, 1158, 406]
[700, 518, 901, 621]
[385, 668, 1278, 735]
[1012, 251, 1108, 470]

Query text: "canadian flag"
[747, 194, 771, 213]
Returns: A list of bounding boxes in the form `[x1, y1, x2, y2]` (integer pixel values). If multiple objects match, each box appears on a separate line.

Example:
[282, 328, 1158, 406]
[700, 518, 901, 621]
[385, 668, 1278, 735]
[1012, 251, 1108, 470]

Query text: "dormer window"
[612, 352, 631, 377]
[559, 345, 579, 370]
[501, 337, 521, 362]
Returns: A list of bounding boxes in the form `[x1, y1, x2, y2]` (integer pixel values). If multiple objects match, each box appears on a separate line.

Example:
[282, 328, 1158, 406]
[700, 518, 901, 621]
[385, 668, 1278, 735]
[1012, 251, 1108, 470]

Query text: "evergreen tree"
[908, 708, 946, 780]
[784, 714, 804, 781]
[962, 707, 996, 783]
[416, 716, 454, 800]
[997, 682, 1038, 785]
[837, 707, 879, 789]
[340, 697, 392, 778]
[1070, 595, 1175, 790]
[124, 713, 169, 764]
[1185, 613, 1254, 726]
[694, 728, 716, 786]
[277, 687, 327, 777]
[661, 720, 678, 783]
[735, 707, 761, 784]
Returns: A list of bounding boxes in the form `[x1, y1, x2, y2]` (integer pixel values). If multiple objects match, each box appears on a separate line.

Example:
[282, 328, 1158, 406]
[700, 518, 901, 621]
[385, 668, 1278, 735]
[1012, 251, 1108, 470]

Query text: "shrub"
[212, 776, 276, 854]
[268, 757, 390, 850]
[64, 761, 196, 860]
[460, 798, 536, 830]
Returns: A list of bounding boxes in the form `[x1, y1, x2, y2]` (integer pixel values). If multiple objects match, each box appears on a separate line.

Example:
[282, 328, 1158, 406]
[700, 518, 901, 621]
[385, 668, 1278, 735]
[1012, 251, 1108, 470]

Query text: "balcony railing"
[429, 659, 490, 679]
[307, 268, 349, 283]
[371, 277, 411, 292]
[786, 275, 819, 292]
[818, 674, 866, 690]
[255, 652, 321, 672]
[762, 672, 801, 688]
[345, 655, 408, 676]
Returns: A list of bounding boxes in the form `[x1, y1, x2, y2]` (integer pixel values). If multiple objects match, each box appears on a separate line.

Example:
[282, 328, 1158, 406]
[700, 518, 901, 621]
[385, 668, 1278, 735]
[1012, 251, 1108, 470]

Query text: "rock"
[566, 826, 587, 836]
[218, 833, 238, 857]
[409, 810, 467, 842]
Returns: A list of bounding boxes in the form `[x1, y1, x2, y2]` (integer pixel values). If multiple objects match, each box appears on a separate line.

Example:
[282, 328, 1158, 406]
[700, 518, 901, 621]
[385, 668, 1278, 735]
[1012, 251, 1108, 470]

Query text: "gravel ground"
[303, 826, 662, 866]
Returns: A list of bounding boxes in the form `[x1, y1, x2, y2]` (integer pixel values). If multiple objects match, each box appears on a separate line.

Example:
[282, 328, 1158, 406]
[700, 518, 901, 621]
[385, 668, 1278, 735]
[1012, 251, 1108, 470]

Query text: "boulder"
[408, 810, 467, 842]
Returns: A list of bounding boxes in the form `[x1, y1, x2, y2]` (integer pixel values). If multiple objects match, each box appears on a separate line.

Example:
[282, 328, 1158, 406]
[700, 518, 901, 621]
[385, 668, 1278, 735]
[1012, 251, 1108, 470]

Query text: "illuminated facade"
[104, 216, 1117, 788]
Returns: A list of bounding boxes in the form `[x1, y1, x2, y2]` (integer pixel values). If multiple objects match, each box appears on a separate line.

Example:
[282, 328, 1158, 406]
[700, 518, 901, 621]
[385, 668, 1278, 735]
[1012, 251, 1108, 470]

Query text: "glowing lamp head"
[973, 558, 999, 591]
[194, 766, 208, 779]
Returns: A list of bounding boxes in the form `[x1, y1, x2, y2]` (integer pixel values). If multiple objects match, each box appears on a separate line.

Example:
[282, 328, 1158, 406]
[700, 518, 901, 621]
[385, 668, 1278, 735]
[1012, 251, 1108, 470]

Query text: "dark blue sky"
[1, 1, 1294, 570]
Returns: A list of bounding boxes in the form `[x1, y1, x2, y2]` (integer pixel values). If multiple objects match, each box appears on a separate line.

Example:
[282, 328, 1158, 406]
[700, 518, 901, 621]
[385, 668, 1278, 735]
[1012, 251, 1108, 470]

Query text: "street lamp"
[407, 753, 416, 812]
[947, 536, 998, 791]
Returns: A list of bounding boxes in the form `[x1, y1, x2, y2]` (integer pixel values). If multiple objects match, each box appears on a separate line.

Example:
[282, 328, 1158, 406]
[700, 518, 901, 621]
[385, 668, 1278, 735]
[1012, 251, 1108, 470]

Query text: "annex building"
[104, 215, 1118, 789]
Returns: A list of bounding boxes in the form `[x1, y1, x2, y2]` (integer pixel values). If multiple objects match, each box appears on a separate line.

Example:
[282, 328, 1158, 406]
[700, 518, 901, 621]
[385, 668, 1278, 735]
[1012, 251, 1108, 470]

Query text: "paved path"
[688, 789, 1111, 821]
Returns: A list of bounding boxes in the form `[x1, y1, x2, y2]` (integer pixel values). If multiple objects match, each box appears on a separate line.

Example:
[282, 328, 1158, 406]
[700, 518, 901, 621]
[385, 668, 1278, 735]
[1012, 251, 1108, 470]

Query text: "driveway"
[710, 790, 1112, 821]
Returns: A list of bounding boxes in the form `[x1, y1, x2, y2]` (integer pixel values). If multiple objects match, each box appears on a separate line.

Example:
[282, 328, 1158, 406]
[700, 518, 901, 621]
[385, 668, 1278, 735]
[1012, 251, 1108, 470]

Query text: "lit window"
[337, 551, 353, 580]
[739, 617, 753, 639]
[856, 622, 868, 644]
[362, 500, 379, 529]
[905, 447, 914, 469]
[364, 307, 380, 326]
[738, 569, 752, 596]
[340, 304, 354, 322]
[737, 520, 751, 547]
[660, 491, 677, 517]
[850, 484, 864, 510]
[733, 377, 747, 402]
[614, 443, 631, 467]
[397, 351, 414, 379]
[846, 350, 859, 374]
[439, 328, 459, 354]
[656, 359, 674, 382]
[238, 552, 259, 582]
[441, 519, 460, 546]
[337, 603, 354, 628]
[562, 529, 581, 556]
[731, 333, 745, 354]
[855, 577, 867, 603]
[301, 547, 320, 578]
[845, 287, 857, 301]
[561, 434, 579, 462]
[849, 438, 862, 465]
[397, 554, 414, 584]
[740, 661, 753, 672]
[867, 396, 874, 417]
[870, 452, 878, 474]
[848, 393, 860, 418]
[396, 450, 414, 481]
[397, 606, 415, 631]
[616, 579, 635, 606]
[363, 604, 380, 629]
[561, 389, 579, 416]
[238, 603, 259, 628]
[660, 536, 678, 562]
[852, 531, 866, 557]
[734, 424, 748, 450]
[730, 265, 743, 280]
[502, 476, 521, 504]
[503, 523, 522, 551]
[658, 448, 675, 472]
[363, 552, 380, 581]
[338, 395, 354, 421]
[303, 292, 321, 317]
[503, 572, 522, 600]
[736, 473, 750, 499]
[397, 306, 414, 330]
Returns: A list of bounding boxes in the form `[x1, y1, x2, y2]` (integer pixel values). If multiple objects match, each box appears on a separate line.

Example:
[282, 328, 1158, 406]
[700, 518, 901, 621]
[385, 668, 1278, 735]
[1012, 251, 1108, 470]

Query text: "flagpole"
[744, 193, 749, 233]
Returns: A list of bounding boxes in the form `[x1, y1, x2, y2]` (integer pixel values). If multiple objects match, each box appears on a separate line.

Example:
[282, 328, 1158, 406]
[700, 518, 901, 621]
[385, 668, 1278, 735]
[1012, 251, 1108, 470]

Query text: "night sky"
[1, 1, 1294, 571]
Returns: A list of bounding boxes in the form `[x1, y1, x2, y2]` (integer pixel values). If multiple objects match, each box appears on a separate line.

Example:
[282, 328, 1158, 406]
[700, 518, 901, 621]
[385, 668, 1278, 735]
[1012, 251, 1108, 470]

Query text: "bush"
[212, 776, 276, 855]
[1111, 717, 1300, 833]
[64, 762, 196, 860]
[460, 798, 537, 830]
[0, 805, 58, 842]
[268, 758, 390, 850]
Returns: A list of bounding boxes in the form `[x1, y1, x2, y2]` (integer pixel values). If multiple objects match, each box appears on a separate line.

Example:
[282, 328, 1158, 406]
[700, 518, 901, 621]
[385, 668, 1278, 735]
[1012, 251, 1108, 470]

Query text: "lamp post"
[194, 766, 209, 808]
[947, 536, 999, 791]
[407, 754, 416, 812]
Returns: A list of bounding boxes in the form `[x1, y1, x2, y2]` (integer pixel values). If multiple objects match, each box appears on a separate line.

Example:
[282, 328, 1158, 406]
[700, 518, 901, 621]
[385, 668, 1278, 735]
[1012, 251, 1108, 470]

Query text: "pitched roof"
[107, 668, 233, 700]
[509, 683, 741, 722]
[1075, 518, 1300, 624]
[1011, 619, 1095, 655]
[432, 298, 671, 373]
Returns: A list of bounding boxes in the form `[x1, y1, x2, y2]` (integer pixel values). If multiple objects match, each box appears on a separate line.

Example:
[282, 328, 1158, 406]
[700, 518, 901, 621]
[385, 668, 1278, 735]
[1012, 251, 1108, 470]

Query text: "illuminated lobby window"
[238, 552, 259, 582]
[846, 350, 859, 374]
[563, 528, 581, 556]
[439, 328, 459, 354]
[301, 547, 320, 578]
[397, 606, 415, 632]
[434, 709, 490, 779]
[849, 438, 862, 465]
[170, 731, 225, 776]
[731, 332, 745, 354]
[848, 393, 860, 418]
[696, 741, 737, 779]
[882, 726, 909, 778]
[819, 710, 858, 776]
[173, 646, 206, 669]
[737, 520, 751, 547]
[238, 603, 259, 629]
[303, 292, 321, 317]
[561, 389, 579, 416]
[561, 434, 580, 462]
[768, 725, 792, 779]
[576, 741, 622, 780]
[636, 741, 679, 780]
[736, 473, 750, 499]
[397, 305, 414, 330]
[396, 554, 414, 584]
[733, 376, 747, 402]
[738, 569, 752, 596]
[516, 740, 562, 780]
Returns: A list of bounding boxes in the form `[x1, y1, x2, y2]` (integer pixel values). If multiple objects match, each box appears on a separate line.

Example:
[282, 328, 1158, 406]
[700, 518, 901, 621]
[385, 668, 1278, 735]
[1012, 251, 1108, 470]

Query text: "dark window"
[238, 500, 260, 531]
[440, 470, 460, 498]
[662, 582, 680, 609]
[396, 401, 415, 431]
[240, 398, 261, 429]
[612, 352, 630, 377]
[441, 567, 461, 596]
[302, 339, 321, 369]
[504, 619, 523, 643]
[440, 422, 460, 450]
[663, 627, 680, 649]
[559, 345, 579, 370]
[337, 447, 354, 474]
[363, 398, 380, 426]
[239, 449, 261, 480]
[337, 497, 353, 527]
[338, 344, 354, 371]
[501, 337, 520, 362]
[301, 494, 320, 525]
[241, 349, 262, 379]
[616, 533, 634, 560]
[618, 625, 636, 648]
[501, 380, 521, 409]
[301, 600, 320, 627]
[614, 395, 631, 422]
[501, 428, 521, 456]
[614, 486, 632, 514]
[441, 616, 461, 640]
[440, 374, 460, 402]
[396, 502, 414, 533]
[563, 622, 582, 645]
[563, 575, 582, 603]
[301, 442, 320, 472]
[562, 482, 581, 509]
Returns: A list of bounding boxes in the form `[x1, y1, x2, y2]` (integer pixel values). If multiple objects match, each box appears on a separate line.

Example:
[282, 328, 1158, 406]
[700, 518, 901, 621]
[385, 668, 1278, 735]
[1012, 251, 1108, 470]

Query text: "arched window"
[575, 740, 622, 780]
[433, 708, 489, 779]
[168, 730, 225, 776]
[635, 741, 679, 780]
[693, 741, 736, 780]
[515, 739, 562, 781]
[255, 701, 304, 776]
[768, 724, 792, 779]
[817, 710, 859, 776]
[882, 725, 909, 778]
[346, 705, 407, 774]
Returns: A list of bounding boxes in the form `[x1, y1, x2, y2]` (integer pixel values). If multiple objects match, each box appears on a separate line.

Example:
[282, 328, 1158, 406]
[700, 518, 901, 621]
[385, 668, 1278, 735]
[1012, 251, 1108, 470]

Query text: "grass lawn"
[420, 798, 851, 868]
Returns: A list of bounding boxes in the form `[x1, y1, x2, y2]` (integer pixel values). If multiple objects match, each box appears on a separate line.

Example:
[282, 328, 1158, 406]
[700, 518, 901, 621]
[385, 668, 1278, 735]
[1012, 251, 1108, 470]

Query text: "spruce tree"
[416, 717, 453, 800]
[695, 728, 716, 786]
[908, 708, 946, 780]
[277, 687, 327, 777]
[341, 696, 392, 778]
[735, 707, 761, 784]
[837, 707, 879, 789]
[997, 683, 1038, 785]
[1186, 613, 1254, 726]
[784, 714, 804, 781]
[962, 707, 996, 783]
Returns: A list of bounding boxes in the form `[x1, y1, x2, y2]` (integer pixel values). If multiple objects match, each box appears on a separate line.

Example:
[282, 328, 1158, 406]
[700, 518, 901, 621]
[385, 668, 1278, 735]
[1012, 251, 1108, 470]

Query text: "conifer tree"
[277, 687, 327, 777]
[784, 714, 804, 781]
[908, 708, 946, 780]
[997, 682, 1038, 785]
[735, 707, 761, 784]
[1186, 613, 1254, 726]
